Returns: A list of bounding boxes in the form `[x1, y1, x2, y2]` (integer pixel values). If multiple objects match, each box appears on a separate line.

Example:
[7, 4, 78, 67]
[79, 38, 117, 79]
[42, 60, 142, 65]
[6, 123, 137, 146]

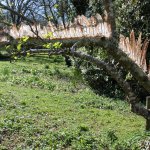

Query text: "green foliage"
[54, 4, 59, 9]
[53, 42, 62, 49]
[16, 43, 22, 51]
[43, 43, 52, 49]
[44, 64, 50, 69]
[71, 0, 103, 16]
[5, 45, 11, 50]
[115, 0, 150, 39]
[45, 42, 62, 50]
[3, 36, 30, 61]
[44, 32, 53, 39]
[1, 67, 10, 76]
[84, 68, 124, 99]
[17, 36, 29, 51]
[88, 0, 104, 16]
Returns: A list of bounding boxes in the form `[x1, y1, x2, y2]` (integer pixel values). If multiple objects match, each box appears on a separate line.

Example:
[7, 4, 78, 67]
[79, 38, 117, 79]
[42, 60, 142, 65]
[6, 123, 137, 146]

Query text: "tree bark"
[48, 38, 150, 93]
[103, 0, 117, 38]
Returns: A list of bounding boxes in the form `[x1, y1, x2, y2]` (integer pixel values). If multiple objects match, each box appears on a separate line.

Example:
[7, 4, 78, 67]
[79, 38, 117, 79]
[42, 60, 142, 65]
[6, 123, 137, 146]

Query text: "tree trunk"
[26, 48, 150, 119]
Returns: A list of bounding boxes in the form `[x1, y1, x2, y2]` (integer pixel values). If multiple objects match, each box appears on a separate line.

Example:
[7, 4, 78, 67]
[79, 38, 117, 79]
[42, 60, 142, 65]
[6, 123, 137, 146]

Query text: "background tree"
[115, 0, 150, 72]
[1, 0, 36, 26]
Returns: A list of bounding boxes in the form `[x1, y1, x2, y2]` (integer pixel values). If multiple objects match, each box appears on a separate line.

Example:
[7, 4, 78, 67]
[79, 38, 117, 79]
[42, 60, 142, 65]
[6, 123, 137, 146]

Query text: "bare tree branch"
[0, 2, 34, 24]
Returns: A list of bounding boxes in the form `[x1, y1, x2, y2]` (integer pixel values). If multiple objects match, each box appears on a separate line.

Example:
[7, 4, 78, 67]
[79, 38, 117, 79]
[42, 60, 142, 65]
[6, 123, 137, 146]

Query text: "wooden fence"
[0, 13, 149, 76]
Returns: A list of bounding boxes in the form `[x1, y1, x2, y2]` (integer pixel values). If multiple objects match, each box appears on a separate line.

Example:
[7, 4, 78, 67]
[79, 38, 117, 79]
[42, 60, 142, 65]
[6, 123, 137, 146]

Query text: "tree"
[0, 1, 34, 24]
[0, 0, 149, 120]
[115, 0, 150, 72]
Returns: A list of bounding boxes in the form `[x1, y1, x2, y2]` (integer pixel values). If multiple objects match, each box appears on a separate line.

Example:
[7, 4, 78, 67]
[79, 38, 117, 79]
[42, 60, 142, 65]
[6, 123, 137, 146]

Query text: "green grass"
[0, 56, 149, 149]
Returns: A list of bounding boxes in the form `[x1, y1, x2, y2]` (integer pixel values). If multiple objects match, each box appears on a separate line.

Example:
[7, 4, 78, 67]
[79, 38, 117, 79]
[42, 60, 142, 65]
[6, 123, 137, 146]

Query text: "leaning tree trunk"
[102, 0, 150, 93]
[25, 48, 149, 119]
[0, 0, 150, 119]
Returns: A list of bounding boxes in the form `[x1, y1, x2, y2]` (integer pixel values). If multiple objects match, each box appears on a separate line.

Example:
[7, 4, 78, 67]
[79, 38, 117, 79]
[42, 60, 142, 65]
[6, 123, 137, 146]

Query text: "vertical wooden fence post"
[146, 96, 150, 131]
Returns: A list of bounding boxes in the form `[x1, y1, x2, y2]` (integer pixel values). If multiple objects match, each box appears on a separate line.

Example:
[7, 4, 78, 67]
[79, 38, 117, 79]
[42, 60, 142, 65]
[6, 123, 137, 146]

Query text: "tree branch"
[27, 48, 150, 119]
[49, 37, 150, 93]
[0, 2, 34, 24]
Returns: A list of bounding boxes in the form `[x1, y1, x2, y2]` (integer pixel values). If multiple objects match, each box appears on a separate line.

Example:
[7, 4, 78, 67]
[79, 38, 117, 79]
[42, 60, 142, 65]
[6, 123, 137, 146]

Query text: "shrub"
[83, 68, 124, 99]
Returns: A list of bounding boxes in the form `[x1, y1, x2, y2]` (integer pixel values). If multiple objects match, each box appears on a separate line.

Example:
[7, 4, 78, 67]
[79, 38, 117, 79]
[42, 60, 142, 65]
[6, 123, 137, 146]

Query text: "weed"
[22, 68, 31, 73]
[78, 124, 89, 132]
[44, 64, 50, 69]
[2, 67, 10, 76]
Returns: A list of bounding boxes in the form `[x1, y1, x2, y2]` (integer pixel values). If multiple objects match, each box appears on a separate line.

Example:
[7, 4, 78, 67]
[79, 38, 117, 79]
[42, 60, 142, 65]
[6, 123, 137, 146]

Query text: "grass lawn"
[0, 56, 149, 149]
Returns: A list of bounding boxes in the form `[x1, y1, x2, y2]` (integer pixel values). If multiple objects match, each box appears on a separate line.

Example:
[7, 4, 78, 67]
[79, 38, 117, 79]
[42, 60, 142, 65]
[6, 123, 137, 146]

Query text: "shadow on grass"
[0, 54, 10, 61]
[24, 55, 64, 64]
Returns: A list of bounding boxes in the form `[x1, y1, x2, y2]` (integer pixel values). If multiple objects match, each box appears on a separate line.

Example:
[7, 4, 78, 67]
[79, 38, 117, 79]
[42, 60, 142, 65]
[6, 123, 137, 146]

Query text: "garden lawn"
[0, 56, 149, 149]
